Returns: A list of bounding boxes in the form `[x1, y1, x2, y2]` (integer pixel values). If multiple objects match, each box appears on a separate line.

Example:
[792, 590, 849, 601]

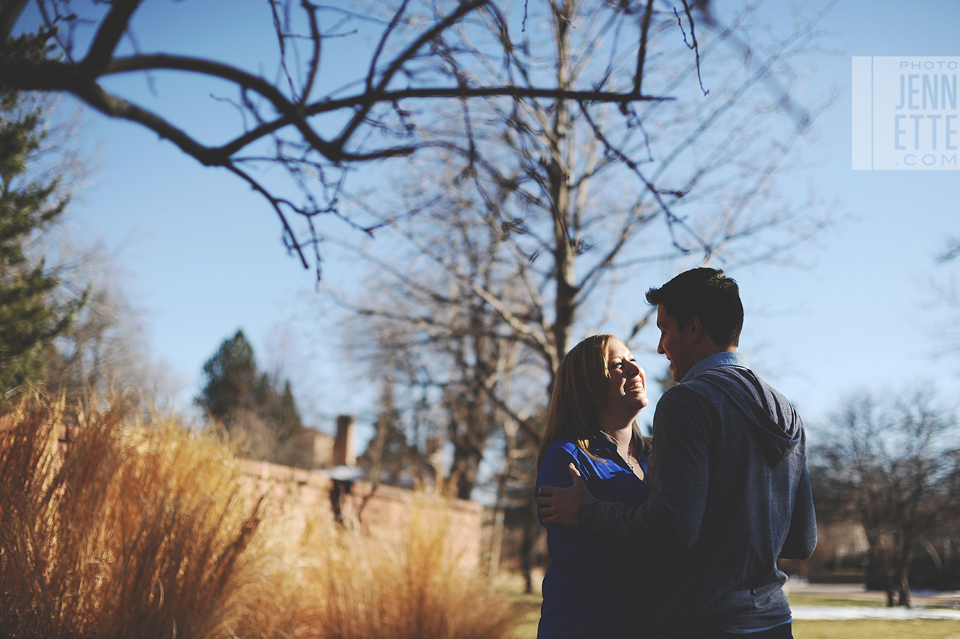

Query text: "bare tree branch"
[81, 0, 139, 73]
[2, 0, 694, 275]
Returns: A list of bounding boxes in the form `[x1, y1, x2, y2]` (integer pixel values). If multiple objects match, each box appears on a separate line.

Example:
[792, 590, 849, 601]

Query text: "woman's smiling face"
[604, 339, 649, 410]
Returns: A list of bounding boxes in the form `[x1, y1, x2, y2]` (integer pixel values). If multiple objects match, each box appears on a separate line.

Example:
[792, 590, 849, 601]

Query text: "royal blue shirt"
[536, 436, 655, 639]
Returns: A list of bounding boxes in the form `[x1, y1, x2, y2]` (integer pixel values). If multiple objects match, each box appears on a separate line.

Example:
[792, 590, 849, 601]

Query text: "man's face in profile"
[656, 304, 695, 382]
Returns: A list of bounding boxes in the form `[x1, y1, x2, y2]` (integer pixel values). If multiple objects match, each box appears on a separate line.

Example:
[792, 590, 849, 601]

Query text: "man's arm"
[549, 388, 713, 548]
[780, 463, 817, 559]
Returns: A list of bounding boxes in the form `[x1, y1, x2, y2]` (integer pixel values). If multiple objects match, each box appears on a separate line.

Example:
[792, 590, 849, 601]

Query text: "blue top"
[536, 436, 655, 639]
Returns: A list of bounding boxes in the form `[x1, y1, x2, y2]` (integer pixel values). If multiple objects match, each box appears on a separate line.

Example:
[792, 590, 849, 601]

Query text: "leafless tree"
[337, 0, 835, 480]
[0, 0, 734, 277]
[330, 0, 836, 586]
[811, 389, 960, 607]
[340, 195, 541, 499]
[45, 243, 182, 410]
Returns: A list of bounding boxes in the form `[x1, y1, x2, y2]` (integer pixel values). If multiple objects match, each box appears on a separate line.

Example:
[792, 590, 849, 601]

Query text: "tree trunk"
[547, 0, 577, 365]
[897, 573, 911, 607]
[488, 505, 505, 580]
[444, 375, 490, 499]
[896, 540, 914, 607]
[520, 517, 542, 595]
[870, 549, 896, 607]
[446, 437, 482, 500]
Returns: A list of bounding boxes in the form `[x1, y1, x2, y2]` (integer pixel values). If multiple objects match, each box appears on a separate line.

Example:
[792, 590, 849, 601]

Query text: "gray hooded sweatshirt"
[579, 356, 817, 638]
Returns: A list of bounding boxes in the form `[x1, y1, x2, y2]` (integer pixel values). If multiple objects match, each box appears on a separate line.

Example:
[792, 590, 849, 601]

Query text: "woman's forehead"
[605, 339, 631, 358]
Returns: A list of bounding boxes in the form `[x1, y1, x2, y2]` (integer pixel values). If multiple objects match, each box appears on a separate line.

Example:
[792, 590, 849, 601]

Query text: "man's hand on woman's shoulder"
[536, 463, 592, 527]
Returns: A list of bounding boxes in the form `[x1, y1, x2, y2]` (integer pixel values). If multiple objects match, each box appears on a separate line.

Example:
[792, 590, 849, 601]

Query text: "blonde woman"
[535, 334, 654, 639]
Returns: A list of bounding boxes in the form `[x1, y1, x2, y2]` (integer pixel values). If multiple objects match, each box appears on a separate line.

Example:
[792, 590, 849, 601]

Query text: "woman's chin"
[624, 393, 649, 410]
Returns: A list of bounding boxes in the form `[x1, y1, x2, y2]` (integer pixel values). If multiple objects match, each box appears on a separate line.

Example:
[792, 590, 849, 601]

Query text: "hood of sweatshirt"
[692, 366, 802, 466]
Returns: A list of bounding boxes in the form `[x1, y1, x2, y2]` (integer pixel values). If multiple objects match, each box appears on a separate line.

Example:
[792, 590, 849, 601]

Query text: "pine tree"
[196, 329, 259, 423]
[269, 379, 303, 444]
[0, 30, 82, 399]
[359, 381, 420, 487]
[196, 330, 305, 463]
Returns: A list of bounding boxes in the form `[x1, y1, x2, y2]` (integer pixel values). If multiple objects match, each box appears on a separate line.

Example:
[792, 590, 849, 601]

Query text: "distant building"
[296, 414, 356, 470]
[298, 427, 335, 469]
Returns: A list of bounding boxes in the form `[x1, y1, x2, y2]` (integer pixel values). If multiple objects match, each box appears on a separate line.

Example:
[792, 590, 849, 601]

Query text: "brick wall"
[238, 460, 483, 571]
[53, 423, 482, 570]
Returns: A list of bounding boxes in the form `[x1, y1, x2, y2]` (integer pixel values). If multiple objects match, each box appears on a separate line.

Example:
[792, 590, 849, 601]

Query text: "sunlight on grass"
[243, 504, 520, 639]
[510, 592, 542, 639]
[0, 393, 518, 639]
[0, 393, 262, 638]
[794, 619, 960, 639]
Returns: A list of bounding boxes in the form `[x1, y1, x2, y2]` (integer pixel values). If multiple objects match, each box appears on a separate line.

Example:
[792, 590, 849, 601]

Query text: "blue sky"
[19, 0, 960, 444]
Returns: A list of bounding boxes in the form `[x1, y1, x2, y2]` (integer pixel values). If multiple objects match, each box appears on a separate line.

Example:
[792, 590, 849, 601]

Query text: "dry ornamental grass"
[0, 394, 517, 639]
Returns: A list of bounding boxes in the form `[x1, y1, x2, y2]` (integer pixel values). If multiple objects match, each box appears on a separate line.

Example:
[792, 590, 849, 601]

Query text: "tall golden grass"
[241, 505, 520, 639]
[0, 394, 518, 639]
[0, 394, 264, 638]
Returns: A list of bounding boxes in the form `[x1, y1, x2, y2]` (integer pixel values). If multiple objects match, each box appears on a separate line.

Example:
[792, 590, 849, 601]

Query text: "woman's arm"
[536, 444, 581, 526]
[537, 443, 618, 577]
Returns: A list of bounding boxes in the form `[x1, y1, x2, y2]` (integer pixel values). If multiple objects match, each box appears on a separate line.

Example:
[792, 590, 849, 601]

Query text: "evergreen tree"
[359, 381, 420, 487]
[196, 329, 259, 423]
[196, 329, 305, 463]
[0, 30, 82, 399]
[268, 379, 303, 444]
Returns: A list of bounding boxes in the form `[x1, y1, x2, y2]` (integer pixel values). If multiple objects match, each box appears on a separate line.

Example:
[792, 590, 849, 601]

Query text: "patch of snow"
[792, 606, 960, 621]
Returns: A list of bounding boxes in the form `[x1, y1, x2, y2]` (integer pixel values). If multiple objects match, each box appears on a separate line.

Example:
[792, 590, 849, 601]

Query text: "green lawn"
[510, 591, 542, 639]
[514, 613, 960, 639]
[794, 619, 960, 639]
[507, 581, 960, 639]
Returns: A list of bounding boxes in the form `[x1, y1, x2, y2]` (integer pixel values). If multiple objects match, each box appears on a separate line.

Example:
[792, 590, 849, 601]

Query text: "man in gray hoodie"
[537, 268, 817, 639]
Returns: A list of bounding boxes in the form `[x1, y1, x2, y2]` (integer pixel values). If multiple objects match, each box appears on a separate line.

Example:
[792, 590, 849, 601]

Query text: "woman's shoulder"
[541, 440, 582, 465]
[537, 440, 585, 490]
[545, 439, 580, 454]
[538, 440, 586, 479]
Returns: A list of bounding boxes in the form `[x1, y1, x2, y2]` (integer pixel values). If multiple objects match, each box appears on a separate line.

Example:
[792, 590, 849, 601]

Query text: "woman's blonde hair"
[536, 334, 651, 470]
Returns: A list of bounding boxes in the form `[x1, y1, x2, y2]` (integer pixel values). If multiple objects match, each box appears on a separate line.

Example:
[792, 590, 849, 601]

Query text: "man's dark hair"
[645, 268, 744, 346]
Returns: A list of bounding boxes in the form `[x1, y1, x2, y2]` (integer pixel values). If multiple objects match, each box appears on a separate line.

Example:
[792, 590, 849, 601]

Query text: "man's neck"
[691, 343, 736, 366]
[682, 349, 747, 383]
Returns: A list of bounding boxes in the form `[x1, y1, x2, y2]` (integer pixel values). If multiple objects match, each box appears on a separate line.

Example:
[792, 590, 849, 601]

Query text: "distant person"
[537, 268, 816, 639]
[535, 334, 655, 639]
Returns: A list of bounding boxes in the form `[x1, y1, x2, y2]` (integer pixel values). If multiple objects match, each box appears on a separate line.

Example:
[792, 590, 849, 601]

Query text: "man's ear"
[687, 316, 703, 341]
